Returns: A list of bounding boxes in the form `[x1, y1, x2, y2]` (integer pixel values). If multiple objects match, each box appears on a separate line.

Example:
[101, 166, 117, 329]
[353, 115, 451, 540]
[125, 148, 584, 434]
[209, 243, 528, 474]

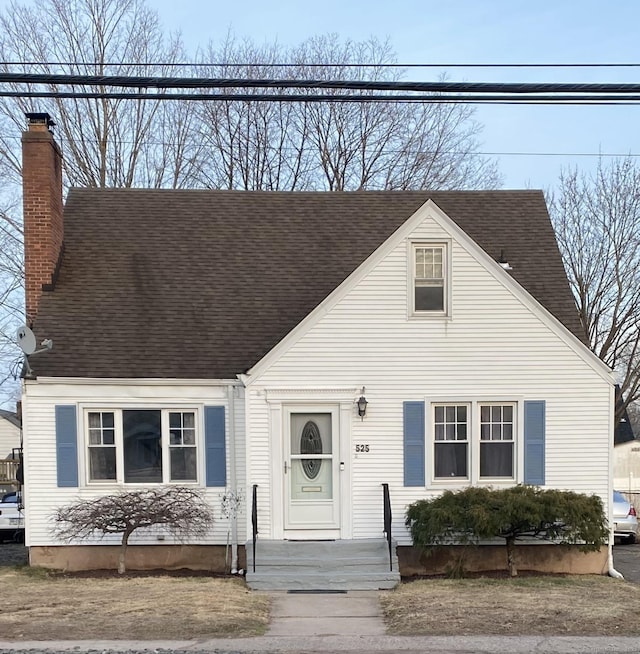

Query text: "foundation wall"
[30, 542, 607, 576]
[30, 544, 247, 573]
[398, 544, 609, 576]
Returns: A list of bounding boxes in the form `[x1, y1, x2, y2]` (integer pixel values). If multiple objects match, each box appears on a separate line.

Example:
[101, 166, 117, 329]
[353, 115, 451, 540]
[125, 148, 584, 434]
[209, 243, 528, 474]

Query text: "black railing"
[251, 484, 258, 573]
[382, 482, 392, 571]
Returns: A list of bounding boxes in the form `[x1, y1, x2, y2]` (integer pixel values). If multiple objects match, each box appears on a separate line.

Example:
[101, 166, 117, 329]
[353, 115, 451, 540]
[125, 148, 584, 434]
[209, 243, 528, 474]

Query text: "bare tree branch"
[549, 158, 640, 425]
[53, 486, 214, 573]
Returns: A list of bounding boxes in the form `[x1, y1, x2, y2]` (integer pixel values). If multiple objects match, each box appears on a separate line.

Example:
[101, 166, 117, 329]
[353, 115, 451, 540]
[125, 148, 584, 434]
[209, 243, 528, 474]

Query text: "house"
[20, 113, 615, 587]
[0, 409, 21, 495]
[0, 409, 20, 459]
[614, 388, 635, 445]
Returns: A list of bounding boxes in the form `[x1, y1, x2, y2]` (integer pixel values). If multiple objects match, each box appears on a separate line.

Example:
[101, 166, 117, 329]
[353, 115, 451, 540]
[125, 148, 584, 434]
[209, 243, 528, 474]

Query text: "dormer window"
[412, 243, 448, 315]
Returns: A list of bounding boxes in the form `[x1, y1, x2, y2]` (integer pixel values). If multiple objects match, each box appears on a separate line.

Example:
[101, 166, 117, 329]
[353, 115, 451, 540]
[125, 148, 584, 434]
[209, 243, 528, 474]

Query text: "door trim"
[264, 392, 355, 540]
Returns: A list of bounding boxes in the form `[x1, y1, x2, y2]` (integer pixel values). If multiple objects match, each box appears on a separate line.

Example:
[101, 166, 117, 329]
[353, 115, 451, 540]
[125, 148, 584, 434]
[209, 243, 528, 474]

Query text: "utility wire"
[2, 133, 636, 159]
[3, 61, 640, 69]
[3, 72, 640, 94]
[3, 90, 640, 104]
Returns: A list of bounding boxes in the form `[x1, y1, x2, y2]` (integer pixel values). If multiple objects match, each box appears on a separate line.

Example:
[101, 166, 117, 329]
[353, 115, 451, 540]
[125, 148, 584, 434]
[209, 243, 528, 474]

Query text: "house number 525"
[355, 444, 370, 453]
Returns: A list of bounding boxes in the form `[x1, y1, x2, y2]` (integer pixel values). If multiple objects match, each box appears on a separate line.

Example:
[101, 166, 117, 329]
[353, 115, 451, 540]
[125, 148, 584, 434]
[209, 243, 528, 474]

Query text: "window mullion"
[161, 410, 170, 484]
[470, 402, 479, 484]
[115, 409, 124, 484]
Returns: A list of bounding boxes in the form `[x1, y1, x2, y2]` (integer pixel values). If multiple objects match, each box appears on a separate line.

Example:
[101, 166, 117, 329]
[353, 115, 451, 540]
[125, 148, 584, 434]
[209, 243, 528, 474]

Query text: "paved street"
[3, 634, 640, 654]
[613, 542, 640, 582]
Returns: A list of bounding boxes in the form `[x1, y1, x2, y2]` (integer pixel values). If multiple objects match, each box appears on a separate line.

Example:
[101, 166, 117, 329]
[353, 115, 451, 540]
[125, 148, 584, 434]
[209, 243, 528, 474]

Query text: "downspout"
[228, 384, 238, 574]
[608, 541, 623, 579]
[607, 381, 624, 579]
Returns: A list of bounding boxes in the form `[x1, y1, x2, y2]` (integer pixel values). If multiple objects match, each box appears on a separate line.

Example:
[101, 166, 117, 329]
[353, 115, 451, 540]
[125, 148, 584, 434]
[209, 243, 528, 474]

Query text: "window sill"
[85, 480, 202, 488]
[409, 311, 450, 319]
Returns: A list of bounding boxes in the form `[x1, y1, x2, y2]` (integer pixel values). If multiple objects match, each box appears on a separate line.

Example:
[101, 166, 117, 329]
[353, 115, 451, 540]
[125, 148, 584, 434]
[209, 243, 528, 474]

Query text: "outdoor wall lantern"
[357, 387, 368, 420]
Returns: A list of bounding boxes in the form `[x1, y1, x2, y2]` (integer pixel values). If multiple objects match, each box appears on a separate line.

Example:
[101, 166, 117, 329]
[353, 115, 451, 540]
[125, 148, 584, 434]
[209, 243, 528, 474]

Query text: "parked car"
[0, 491, 24, 543]
[613, 490, 638, 544]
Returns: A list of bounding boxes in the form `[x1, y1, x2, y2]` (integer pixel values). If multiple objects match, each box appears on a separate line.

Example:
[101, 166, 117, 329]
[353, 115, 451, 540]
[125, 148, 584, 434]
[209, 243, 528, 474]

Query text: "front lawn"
[381, 575, 638, 636]
[0, 567, 269, 640]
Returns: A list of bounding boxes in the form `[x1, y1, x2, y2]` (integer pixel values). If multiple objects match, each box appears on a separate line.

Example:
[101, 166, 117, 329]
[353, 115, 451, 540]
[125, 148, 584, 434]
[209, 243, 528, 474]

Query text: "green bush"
[405, 485, 608, 576]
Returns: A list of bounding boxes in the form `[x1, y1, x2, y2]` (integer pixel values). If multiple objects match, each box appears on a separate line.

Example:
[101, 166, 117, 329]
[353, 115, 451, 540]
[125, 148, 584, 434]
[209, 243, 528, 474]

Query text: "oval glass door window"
[301, 420, 322, 479]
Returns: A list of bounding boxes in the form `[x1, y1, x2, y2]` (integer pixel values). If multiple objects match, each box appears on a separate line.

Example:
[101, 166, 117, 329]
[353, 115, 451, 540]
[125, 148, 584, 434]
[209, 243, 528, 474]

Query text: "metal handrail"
[251, 484, 258, 573]
[382, 482, 392, 571]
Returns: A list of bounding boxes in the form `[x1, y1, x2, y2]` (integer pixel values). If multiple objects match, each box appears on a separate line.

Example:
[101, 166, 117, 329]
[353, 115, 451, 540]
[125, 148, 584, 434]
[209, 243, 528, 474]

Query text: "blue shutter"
[524, 400, 545, 485]
[205, 406, 226, 487]
[55, 405, 78, 487]
[404, 401, 425, 487]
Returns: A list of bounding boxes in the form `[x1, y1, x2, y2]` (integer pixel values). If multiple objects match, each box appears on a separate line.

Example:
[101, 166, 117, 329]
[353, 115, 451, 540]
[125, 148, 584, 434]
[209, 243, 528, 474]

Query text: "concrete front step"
[245, 538, 400, 591]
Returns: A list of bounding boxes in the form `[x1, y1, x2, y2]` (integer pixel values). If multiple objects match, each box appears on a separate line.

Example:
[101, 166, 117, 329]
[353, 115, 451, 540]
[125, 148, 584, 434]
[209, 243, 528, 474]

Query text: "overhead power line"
[3, 61, 640, 69]
[2, 73, 640, 104]
[3, 90, 640, 104]
[3, 72, 640, 94]
[3, 132, 636, 159]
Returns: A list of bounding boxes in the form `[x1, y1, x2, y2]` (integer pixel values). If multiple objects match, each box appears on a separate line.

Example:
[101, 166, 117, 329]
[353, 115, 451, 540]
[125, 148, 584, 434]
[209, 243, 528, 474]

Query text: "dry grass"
[381, 575, 640, 636]
[0, 568, 269, 640]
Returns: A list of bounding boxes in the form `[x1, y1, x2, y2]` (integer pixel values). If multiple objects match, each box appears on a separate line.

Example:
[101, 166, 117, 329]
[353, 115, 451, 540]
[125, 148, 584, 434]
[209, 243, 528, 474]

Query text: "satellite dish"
[16, 325, 37, 355]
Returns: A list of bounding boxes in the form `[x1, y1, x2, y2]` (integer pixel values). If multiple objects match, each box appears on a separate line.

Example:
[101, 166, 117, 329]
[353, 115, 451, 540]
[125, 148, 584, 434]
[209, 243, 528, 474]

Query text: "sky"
[153, 0, 640, 190]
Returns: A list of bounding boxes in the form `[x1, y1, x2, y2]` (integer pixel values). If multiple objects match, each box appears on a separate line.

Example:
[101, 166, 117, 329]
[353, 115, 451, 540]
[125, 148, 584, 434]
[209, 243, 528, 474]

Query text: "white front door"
[284, 409, 340, 531]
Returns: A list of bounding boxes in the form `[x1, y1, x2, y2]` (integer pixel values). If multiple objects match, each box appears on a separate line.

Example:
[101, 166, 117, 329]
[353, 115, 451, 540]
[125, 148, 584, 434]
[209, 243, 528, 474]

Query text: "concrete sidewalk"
[1, 590, 640, 653]
[267, 589, 385, 636]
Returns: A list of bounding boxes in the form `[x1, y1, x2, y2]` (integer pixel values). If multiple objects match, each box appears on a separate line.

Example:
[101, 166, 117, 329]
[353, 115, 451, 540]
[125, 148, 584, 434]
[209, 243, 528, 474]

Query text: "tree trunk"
[506, 536, 517, 577]
[119, 531, 131, 574]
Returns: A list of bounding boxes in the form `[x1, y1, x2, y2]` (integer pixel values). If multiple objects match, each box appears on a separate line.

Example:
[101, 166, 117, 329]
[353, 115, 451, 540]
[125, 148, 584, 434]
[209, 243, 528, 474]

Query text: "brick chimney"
[22, 113, 64, 325]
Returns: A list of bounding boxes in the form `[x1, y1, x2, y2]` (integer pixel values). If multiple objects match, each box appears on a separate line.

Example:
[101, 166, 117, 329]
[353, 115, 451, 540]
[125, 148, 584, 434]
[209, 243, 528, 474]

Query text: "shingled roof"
[30, 189, 583, 379]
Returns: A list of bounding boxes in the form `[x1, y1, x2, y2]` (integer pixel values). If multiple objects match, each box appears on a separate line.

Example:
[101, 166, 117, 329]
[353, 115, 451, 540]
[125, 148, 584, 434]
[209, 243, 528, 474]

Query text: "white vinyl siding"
[22, 381, 246, 547]
[246, 212, 612, 543]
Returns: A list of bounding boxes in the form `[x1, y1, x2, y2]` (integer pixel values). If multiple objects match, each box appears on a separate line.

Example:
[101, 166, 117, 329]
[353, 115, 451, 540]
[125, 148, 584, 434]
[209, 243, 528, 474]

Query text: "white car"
[613, 490, 638, 544]
[0, 492, 24, 542]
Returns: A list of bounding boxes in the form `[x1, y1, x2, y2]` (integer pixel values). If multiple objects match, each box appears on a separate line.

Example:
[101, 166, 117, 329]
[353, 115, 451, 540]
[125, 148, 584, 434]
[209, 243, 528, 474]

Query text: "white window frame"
[427, 398, 521, 486]
[87, 410, 117, 482]
[433, 403, 470, 481]
[409, 241, 451, 317]
[82, 406, 201, 486]
[478, 402, 516, 480]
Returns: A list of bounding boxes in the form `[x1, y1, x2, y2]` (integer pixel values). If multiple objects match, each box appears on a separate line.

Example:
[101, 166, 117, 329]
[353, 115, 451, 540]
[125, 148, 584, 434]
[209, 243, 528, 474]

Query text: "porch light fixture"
[357, 387, 368, 420]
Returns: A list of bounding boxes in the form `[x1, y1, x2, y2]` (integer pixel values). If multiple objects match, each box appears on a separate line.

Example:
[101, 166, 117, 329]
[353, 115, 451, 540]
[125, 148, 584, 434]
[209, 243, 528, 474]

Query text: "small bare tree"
[53, 486, 214, 574]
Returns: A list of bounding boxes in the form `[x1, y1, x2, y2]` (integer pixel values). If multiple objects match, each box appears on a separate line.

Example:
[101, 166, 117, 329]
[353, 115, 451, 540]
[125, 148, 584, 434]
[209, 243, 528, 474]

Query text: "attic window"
[412, 243, 449, 315]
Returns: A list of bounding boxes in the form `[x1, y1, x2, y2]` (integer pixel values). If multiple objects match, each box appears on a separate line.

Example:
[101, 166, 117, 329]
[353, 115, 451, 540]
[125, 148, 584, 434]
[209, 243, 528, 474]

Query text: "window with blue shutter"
[55, 405, 78, 487]
[205, 406, 226, 487]
[524, 400, 545, 485]
[404, 401, 425, 486]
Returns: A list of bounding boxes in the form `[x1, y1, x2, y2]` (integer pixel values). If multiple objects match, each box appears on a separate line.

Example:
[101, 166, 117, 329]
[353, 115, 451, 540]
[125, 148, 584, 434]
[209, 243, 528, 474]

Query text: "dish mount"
[16, 325, 53, 376]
